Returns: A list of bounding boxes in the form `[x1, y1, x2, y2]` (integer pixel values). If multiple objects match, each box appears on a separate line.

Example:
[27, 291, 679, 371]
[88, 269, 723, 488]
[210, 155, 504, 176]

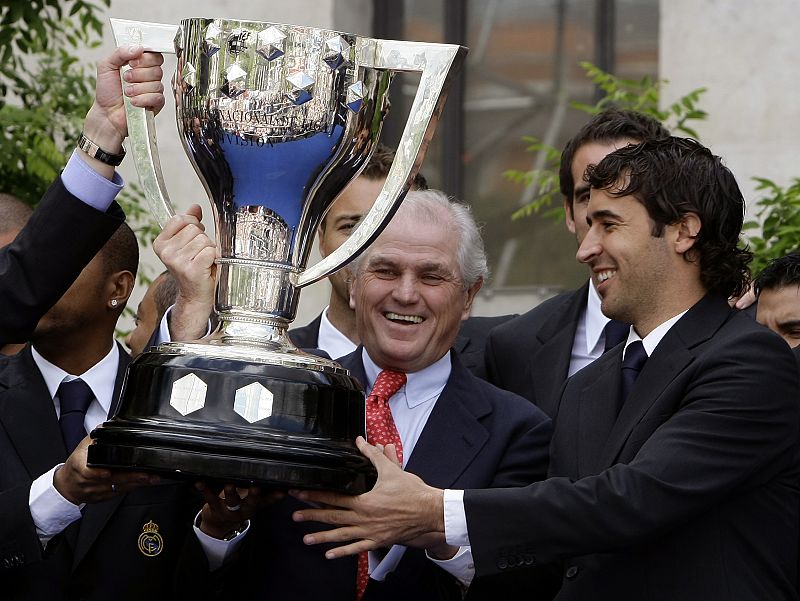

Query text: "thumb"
[99, 45, 145, 74]
[356, 436, 400, 476]
[186, 203, 204, 221]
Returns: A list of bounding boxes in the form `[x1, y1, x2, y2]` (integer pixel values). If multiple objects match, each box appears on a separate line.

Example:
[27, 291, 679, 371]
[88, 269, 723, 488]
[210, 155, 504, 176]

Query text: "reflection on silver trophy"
[88, 17, 467, 492]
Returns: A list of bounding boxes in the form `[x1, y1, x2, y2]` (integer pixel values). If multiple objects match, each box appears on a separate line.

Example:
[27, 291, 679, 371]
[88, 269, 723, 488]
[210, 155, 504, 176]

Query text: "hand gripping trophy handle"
[110, 18, 467, 289]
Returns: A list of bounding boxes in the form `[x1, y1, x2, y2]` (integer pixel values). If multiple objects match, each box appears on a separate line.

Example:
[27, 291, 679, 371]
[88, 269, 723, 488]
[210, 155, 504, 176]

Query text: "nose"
[392, 273, 420, 304]
[123, 330, 134, 352]
[576, 227, 602, 265]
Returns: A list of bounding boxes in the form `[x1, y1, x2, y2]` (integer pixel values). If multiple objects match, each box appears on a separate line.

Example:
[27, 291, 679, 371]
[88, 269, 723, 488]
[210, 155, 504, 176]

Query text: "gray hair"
[351, 189, 489, 287]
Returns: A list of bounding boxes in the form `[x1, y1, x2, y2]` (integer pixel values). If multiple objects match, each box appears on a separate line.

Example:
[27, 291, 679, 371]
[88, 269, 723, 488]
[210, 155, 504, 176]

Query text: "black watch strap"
[77, 132, 126, 167]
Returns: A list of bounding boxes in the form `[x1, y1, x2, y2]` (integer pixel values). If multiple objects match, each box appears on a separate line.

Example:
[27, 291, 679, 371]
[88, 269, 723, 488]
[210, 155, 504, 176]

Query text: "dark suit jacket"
[289, 313, 515, 380]
[465, 294, 800, 601]
[484, 283, 587, 417]
[0, 344, 199, 601]
[0, 177, 124, 346]
[181, 349, 554, 601]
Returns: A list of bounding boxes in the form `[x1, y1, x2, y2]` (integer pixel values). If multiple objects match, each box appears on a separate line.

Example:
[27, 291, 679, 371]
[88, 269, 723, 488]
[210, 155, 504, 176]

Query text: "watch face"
[79, 133, 125, 166]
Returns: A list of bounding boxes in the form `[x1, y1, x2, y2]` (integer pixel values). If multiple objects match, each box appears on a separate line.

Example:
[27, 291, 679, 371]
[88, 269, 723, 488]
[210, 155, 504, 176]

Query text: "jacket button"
[497, 557, 508, 570]
[523, 553, 536, 566]
[565, 565, 579, 579]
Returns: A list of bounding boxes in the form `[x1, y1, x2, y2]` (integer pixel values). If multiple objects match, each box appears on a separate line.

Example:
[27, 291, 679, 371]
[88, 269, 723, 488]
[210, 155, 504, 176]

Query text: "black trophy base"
[89, 347, 376, 494]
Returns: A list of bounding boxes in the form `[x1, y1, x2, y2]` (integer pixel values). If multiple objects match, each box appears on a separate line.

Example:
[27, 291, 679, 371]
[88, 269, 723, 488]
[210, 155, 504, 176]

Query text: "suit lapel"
[404, 354, 490, 489]
[0, 347, 67, 478]
[530, 283, 587, 416]
[574, 348, 624, 477]
[596, 295, 729, 470]
[72, 345, 131, 570]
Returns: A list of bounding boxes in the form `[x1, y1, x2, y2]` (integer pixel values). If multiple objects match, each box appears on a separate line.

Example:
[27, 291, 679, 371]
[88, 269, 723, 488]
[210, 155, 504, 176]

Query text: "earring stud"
[111, 299, 118, 307]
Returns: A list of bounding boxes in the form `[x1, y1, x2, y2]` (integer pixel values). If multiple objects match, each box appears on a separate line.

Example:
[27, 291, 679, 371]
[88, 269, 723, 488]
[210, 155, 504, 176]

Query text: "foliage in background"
[744, 178, 800, 274]
[0, 0, 160, 333]
[507, 61, 708, 221]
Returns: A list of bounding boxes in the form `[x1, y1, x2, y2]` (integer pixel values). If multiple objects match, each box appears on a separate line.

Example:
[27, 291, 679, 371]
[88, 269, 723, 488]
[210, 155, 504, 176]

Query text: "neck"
[634, 285, 706, 338]
[33, 333, 115, 376]
[326, 295, 359, 344]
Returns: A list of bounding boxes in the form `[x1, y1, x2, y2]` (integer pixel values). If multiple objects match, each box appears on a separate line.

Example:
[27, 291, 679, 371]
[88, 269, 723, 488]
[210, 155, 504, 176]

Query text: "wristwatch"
[77, 132, 126, 167]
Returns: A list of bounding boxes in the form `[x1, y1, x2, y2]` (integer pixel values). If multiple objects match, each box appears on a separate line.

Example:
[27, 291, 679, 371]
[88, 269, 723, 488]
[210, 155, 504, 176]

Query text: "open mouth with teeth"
[597, 270, 617, 283]
[385, 311, 425, 325]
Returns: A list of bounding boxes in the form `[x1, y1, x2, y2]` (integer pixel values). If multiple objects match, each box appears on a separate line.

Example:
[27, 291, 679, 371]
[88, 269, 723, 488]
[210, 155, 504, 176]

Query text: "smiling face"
[576, 186, 686, 334]
[349, 209, 481, 373]
[566, 139, 639, 247]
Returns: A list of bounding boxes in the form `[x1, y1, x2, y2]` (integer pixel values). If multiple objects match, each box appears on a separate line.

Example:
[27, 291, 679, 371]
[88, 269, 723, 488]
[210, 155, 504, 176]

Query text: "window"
[374, 0, 659, 303]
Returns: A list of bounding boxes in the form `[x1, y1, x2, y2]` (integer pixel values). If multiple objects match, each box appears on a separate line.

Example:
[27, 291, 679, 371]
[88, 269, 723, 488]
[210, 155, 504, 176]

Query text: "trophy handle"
[110, 18, 180, 227]
[293, 39, 468, 288]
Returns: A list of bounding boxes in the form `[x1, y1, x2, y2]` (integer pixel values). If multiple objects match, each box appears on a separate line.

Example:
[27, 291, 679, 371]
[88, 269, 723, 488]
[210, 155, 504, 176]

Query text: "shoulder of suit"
[488, 287, 583, 340]
[456, 363, 551, 425]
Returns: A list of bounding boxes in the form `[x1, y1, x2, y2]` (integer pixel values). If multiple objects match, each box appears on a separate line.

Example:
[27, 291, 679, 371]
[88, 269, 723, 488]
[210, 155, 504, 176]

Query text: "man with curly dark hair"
[294, 136, 800, 601]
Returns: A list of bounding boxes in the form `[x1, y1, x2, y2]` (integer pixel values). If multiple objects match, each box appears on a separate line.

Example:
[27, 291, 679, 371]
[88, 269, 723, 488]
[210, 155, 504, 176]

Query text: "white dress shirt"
[318, 307, 357, 358]
[361, 349, 475, 588]
[443, 308, 690, 549]
[568, 280, 613, 377]
[28, 343, 119, 545]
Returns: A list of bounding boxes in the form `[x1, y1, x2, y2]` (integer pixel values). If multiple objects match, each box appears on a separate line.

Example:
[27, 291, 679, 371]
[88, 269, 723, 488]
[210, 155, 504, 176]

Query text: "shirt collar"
[318, 306, 358, 359]
[31, 342, 119, 416]
[584, 279, 611, 355]
[361, 349, 451, 409]
[624, 309, 689, 359]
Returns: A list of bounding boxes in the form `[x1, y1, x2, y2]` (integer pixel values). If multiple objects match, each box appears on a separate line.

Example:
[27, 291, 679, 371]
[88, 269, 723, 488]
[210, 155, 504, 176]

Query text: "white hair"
[351, 189, 489, 287]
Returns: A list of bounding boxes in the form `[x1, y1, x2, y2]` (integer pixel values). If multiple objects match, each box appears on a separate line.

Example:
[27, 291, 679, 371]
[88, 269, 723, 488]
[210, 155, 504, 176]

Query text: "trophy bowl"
[88, 17, 466, 493]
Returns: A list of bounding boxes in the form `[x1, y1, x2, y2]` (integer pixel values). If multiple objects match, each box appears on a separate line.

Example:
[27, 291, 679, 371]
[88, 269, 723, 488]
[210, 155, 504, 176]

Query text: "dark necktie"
[57, 379, 94, 454]
[603, 319, 630, 353]
[620, 340, 648, 409]
[356, 369, 407, 600]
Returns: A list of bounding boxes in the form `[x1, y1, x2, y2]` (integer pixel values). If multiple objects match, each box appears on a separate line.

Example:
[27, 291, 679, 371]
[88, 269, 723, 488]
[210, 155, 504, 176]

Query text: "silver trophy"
[88, 17, 466, 492]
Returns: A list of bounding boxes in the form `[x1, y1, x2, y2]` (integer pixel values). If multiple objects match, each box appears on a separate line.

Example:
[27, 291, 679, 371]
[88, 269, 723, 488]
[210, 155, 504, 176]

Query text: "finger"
[128, 92, 166, 112]
[186, 203, 203, 221]
[123, 65, 164, 84]
[292, 507, 357, 526]
[382, 443, 401, 467]
[289, 489, 355, 509]
[323, 540, 376, 559]
[136, 51, 165, 68]
[124, 80, 165, 98]
[302, 526, 371, 546]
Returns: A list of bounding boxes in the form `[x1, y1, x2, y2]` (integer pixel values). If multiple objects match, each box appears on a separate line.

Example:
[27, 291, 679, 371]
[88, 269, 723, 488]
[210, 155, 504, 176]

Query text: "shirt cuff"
[29, 464, 84, 546]
[426, 545, 475, 588]
[158, 305, 212, 344]
[443, 489, 470, 547]
[193, 510, 250, 572]
[61, 149, 124, 212]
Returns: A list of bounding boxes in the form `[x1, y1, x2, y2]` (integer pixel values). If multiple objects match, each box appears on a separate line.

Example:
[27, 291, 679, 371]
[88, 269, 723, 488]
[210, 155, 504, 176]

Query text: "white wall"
[85, 0, 373, 331]
[660, 0, 800, 218]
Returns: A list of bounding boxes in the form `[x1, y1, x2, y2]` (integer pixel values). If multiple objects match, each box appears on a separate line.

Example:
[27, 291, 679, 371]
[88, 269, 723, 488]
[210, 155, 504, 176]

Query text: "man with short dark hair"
[485, 108, 669, 416]
[754, 252, 800, 348]
[0, 46, 164, 347]
[295, 137, 800, 601]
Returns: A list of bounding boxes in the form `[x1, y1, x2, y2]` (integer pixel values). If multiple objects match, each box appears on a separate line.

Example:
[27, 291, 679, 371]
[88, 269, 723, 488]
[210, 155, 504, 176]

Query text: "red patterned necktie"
[356, 369, 407, 600]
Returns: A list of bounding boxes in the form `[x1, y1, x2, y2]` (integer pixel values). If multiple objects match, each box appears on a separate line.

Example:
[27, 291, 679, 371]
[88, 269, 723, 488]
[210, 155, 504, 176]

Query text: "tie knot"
[57, 379, 94, 415]
[622, 340, 648, 373]
[369, 369, 407, 403]
[603, 319, 630, 352]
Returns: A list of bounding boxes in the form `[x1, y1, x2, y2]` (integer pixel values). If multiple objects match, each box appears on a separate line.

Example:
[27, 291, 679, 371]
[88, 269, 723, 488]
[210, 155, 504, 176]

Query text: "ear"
[564, 198, 577, 235]
[317, 225, 328, 258]
[460, 278, 484, 320]
[108, 270, 135, 310]
[348, 278, 358, 311]
[674, 213, 701, 254]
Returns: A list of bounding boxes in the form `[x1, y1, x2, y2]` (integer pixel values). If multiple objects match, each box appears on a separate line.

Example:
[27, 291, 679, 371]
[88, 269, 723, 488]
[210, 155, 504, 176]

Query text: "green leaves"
[508, 62, 709, 222]
[743, 178, 800, 275]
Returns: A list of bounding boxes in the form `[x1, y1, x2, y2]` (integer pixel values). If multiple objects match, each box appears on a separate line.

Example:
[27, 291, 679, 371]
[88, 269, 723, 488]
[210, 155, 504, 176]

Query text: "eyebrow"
[587, 208, 623, 223]
[574, 183, 590, 198]
[777, 319, 800, 330]
[333, 213, 364, 225]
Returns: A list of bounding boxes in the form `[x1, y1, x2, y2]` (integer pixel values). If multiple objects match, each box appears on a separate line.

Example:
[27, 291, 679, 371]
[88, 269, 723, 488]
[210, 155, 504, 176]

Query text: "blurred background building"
[87, 0, 800, 326]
